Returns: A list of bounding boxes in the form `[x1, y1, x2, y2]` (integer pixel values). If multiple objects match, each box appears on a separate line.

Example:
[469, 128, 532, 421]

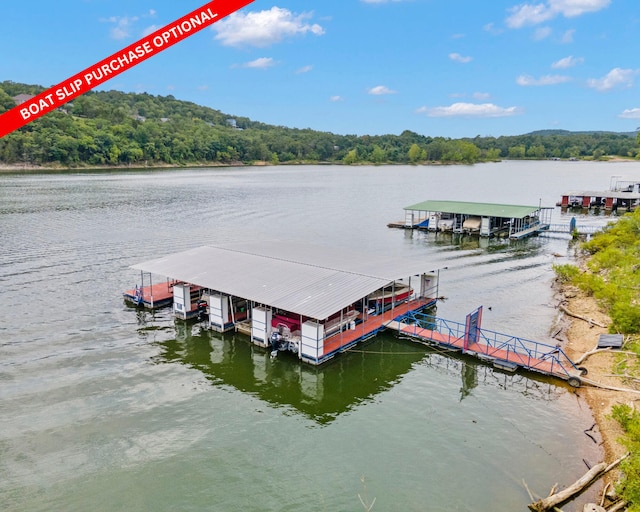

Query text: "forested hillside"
[1, 81, 638, 168]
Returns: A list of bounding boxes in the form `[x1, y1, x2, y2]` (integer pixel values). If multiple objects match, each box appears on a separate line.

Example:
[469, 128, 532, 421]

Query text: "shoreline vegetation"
[536, 211, 640, 512]
[1, 81, 640, 169]
[0, 155, 638, 174]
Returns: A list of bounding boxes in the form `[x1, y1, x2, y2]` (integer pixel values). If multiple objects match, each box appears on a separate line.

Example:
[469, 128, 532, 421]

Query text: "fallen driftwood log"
[580, 377, 640, 395]
[528, 453, 629, 512]
[574, 337, 638, 367]
[575, 345, 612, 365]
[558, 304, 607, 328]
[606, 500, 628, 511]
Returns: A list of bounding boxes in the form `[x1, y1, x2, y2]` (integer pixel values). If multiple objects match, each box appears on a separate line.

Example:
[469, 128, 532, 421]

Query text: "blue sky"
[2, 0, 639, 138]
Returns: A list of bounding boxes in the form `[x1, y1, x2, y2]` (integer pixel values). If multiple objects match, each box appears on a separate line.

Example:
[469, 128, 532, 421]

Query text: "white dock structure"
[129, 242, 440, 365]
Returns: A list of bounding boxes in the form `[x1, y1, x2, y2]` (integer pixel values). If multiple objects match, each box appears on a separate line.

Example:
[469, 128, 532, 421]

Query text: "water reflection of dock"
[150, 314, 576, 424]
[154, 325, 429, 424]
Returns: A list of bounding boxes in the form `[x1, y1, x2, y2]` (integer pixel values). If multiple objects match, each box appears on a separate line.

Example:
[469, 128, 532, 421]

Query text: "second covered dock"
[389, 200, 553, 239]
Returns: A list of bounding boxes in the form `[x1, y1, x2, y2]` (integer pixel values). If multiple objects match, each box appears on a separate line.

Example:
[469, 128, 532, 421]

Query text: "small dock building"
[389, 200, 553, 239]
[127, 242, 439, 365]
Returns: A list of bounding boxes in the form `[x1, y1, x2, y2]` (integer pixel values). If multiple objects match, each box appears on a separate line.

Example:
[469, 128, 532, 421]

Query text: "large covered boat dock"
[127, 242, 439, 365]
[389, 200, 553, 239]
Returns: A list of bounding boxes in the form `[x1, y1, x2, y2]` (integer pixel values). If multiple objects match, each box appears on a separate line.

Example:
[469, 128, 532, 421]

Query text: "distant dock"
[559, 177, 640, 212]
[388, 200, 553, 239]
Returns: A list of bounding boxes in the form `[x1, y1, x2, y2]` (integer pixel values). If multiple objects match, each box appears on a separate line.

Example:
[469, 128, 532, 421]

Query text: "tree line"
[1, 81, 638, 168]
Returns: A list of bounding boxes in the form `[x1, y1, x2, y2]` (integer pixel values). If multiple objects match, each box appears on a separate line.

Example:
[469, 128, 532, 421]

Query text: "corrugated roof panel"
[403, 200, 550, 219]
[130, 244, 429, 319]
[213, 241, 430, 280]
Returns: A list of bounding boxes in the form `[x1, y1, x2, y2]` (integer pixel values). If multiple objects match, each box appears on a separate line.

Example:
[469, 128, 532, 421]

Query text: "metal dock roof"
[564, 190, 640, 199]
[404, 200, 550, 218]
[131, 242, 434, 320]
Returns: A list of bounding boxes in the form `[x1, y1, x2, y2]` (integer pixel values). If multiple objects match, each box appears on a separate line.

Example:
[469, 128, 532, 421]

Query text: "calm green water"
[1, 161, 631, 511]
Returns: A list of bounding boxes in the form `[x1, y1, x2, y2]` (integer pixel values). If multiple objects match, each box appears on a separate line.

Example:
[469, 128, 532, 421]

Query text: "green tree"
[371, 145, 386, 163]
[508, 145, 526, 158]
[343, 148, 358, 164]
[485, 148, 501, 160]
[408, 143, 422, 163]
[526, 144, 546, 158]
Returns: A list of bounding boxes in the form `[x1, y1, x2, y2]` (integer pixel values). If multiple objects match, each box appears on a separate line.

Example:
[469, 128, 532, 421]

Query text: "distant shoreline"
[0, 157, 637, 174]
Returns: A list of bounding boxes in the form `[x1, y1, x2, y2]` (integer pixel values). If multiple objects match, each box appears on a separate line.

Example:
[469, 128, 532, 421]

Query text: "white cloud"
[516, 74, 572, 85]
[506, 0, 611, 28]
[368, 85, 397, 95]
[101, 9, 156, 40]
[239, 57, 277, 69]
[101, 15, 139, 40]
[561, 28, 575, 43]
[330, 96, 344, 102]
[142, 25, 160, 37]
[449, 53, 473, 64]
[551, 55, 583, 69]
[619, 108, 640, 119]
[361, 0, 408, 3]
[483, 22, 503, 35]
[506, 4, 553, 28]
[533, 26, 552, 40]
[295, 65, 313, 74]
[473, 92, 491, 100]
[587, 68, 637, 92]
[213, 7, 324, 48]
[549, 0, 611, 17]
[420, 102, 522, 118]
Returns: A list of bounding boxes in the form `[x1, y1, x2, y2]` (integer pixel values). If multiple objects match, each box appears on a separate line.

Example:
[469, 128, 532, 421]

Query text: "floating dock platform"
[123, 275, 202, 315]
[385, 307, 585, 386]
[389, 200, 553, 239]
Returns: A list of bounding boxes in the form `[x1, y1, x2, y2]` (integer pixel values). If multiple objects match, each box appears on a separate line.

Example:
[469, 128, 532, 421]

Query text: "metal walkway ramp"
[385, 307, 585, 386]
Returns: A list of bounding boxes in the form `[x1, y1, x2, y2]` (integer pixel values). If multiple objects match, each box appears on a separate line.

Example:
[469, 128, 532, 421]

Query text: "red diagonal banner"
[0, 0, 254, 138]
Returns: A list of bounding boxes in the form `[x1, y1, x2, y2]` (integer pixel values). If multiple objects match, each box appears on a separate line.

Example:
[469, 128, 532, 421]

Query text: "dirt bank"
[554, 282, 639, 482]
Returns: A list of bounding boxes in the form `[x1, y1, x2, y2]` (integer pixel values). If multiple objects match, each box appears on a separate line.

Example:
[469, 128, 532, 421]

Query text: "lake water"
[1, 160, 636, 511]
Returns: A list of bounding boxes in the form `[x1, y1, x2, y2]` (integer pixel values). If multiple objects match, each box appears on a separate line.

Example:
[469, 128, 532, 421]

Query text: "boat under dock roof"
[130, 242, 435, 321]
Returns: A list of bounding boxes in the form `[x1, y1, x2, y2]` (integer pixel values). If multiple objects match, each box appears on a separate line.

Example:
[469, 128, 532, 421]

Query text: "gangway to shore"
[544, 223, 603, 235]
[384, 307, 585, 386]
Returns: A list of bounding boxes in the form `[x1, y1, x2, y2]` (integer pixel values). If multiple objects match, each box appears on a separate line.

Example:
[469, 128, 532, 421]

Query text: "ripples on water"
[0, 162, 628, 511]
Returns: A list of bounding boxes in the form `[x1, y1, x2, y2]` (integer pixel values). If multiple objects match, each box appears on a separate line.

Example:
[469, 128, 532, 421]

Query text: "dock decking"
[123, 281, 175, 309]
[321, 298, 432, 360]
[385, 310, 583, 385]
